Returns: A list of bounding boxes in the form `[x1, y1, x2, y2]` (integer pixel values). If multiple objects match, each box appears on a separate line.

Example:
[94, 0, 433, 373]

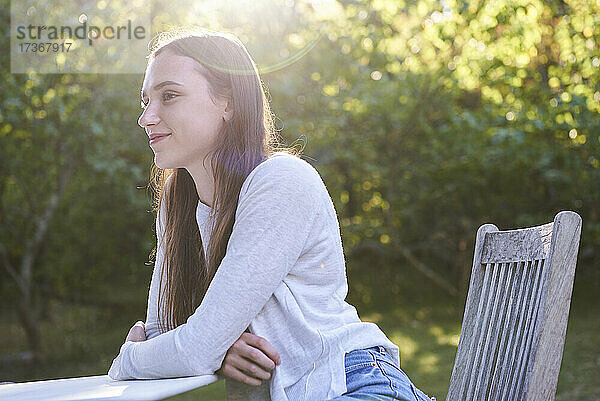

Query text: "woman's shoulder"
[240, 151, 326, 201]
[256, 151, 321, 180]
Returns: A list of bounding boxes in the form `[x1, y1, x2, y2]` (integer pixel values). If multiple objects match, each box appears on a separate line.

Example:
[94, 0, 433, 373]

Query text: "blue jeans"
[327, 346, 436, 401]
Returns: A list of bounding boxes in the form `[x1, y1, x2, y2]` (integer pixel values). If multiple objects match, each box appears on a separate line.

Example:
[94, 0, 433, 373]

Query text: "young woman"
[107, 28, 435, 401]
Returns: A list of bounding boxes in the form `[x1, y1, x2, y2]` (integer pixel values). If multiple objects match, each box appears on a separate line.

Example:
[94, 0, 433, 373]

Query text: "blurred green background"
[1, 0, 599, 400]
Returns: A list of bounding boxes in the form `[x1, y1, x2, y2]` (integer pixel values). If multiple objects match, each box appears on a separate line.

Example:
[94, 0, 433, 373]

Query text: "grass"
[0, 276, 598, 400]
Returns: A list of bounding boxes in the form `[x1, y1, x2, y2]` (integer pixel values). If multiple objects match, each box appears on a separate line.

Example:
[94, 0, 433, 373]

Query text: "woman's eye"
[139, 92, 176, 108]
[162, 92, 177, 102]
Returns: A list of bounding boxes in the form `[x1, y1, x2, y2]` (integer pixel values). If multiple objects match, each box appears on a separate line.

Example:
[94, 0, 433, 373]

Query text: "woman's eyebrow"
[141, 80, 184, 98]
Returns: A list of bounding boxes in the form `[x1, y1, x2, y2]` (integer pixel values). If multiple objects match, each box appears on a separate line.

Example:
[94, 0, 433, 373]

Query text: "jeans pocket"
[342, 350, 387, 396]
[344, 349, 378, 373]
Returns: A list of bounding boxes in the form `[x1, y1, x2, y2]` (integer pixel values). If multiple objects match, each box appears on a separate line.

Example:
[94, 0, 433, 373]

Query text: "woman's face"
[138, 50, 230, 170]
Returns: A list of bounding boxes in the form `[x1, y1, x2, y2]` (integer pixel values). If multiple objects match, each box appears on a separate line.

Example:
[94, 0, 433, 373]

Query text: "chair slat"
[508, 259, 544, 400]
[497, 261, 527, 400]
[498, 260, 532, 400]
[473, 262, 508, 400]
[488, 261, 518, 400]
[469, 262, 499, 399]
[515, 260, 545, 400]
[458, 260, 495, 398]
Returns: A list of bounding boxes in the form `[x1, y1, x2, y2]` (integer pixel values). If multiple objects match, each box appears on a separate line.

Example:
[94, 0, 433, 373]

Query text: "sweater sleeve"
[107, 157, 319, 380]
[143, 202, 166, 341]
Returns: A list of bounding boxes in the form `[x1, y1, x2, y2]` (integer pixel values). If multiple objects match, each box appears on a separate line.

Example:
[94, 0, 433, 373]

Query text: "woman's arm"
[142, 169, 169, 341]
[143, 206, 166, 341]
[108, 157, 320, 380]
[137, 194, 283, 382]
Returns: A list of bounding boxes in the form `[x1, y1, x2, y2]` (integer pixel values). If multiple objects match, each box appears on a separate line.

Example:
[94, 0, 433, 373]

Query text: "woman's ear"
[223, 100, 234, 122]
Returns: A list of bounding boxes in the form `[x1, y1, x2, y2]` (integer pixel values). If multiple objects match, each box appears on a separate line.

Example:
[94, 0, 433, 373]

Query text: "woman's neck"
[186, 162, 214, 208]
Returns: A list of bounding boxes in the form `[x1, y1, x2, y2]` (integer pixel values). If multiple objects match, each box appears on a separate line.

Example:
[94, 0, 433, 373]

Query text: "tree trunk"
[16, 297, 44, 363]
[1, 163, 73, 363]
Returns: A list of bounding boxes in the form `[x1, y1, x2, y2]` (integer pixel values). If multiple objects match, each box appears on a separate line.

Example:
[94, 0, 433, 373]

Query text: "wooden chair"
[446, 211, 582, 401]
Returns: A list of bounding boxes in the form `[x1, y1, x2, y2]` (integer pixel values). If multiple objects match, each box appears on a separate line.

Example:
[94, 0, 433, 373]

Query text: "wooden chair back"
[446, 211, 582, 401]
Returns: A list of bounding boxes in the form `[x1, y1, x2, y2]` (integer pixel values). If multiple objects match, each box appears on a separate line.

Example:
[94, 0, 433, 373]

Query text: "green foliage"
[0, 1, 154, 305]
[264, 0, 600, 294]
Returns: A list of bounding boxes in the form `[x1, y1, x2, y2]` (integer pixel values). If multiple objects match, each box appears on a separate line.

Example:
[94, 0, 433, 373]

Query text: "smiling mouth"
[149, 133, 171, 146]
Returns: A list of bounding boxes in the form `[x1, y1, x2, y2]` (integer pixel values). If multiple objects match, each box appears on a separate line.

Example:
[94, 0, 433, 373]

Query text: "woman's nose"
[138, 103, 160, 128]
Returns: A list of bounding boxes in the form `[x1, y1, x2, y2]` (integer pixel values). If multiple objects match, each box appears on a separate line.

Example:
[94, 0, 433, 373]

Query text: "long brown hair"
[144, 28, 301, 333]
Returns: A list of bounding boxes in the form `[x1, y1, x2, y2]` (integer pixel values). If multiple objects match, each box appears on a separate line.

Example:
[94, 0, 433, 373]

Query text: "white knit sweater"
[108, 152, 400, 400]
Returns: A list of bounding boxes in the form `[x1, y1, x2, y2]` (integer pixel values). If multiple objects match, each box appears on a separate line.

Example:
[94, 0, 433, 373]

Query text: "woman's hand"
[218, 332, 281, 386]
[107, 321, 146, 381]
[125, 321, 147, 342]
